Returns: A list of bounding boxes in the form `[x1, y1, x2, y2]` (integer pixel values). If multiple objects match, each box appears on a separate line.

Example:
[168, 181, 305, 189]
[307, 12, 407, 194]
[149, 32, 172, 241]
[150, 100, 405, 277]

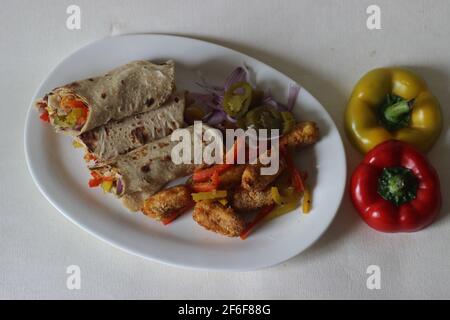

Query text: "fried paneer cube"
[193, 200, 245, 237]
[232, 187, 274, 211]
[241, 158, 286, 191]
[219, 164, 247, 189]
[142, 185, 192, 220]
[280, 121, 320, 148]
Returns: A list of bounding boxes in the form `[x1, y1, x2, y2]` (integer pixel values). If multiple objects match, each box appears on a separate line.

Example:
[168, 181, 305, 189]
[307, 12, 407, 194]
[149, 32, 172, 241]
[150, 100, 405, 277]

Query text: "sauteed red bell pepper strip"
[192, 138, 244, 190]
[53, 96, 89, 129]
[192, 136, 244, 183]
[240, 204, 275, 240]
[84, 153, 97, 163]
[193, 164, 233, 183]
[161, 201, 196, 226]
[350, 140, 441, 233]
[88, 172, 113, 188]
[61, 97, 88, 116]
[88, 172, 103, 188]
[280, 145, 305, 192]
[40, 110, 50, 122]
[37, 100, 51, 123]
[191, 171, 220, 192]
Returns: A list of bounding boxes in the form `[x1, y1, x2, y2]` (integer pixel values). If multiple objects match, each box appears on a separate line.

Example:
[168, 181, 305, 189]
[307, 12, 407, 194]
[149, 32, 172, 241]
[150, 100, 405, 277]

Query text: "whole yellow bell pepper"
[345, 68, 442, 153]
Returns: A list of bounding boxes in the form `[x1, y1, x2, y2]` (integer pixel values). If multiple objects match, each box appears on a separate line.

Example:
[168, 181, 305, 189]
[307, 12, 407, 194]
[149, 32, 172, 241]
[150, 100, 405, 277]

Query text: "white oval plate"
[25, 34, 346, 271]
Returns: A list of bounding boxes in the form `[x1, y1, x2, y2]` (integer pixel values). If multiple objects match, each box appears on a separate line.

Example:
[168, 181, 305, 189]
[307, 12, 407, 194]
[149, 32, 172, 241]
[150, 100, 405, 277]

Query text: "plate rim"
[24, 33, 347, 271]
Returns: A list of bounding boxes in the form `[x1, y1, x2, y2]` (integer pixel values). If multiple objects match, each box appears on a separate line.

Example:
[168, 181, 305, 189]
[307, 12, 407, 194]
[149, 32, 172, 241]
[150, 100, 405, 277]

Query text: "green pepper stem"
[387, 174, 406, 195]
[377, 167, 418, 206]
[384, 99, 413, 124]
[378, 94, 415, 131]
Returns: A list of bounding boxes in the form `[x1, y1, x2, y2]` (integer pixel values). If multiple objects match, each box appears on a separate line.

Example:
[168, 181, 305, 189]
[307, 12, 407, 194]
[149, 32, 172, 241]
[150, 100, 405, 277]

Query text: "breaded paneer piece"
[142, 185, 192, 220]
[232, 188, 274, 211]
[219, 165, 247, 189]
[280, 121, 320, 148]
[241, 158, 286, 191]
[193, 200, 245, 237]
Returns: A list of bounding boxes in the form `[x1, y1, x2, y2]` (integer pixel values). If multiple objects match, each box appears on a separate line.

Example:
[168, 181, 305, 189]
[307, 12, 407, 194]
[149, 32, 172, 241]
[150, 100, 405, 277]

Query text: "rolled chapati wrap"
[36, 60, 175, 135]
[74, 92, 186, 165]
[88, 125, 216, 211]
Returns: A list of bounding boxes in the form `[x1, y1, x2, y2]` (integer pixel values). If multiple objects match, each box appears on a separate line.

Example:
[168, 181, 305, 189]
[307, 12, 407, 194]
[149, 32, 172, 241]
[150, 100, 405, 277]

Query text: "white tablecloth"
[1, 0, 449, 299]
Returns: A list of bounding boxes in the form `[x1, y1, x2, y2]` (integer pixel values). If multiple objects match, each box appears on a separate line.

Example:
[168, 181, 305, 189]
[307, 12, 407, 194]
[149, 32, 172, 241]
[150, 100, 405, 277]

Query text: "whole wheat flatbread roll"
[91, 125, 216, 211]
[37, 60, 175, 135]
[75, 92, 186, 164]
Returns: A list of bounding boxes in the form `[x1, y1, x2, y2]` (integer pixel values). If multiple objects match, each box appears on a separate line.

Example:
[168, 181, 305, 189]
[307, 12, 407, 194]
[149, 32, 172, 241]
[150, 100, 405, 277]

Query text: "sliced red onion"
[195, 77, 224, 95]
[262, 89, 288, 111]
[201, 110, 213, 121]
[224, 67, 248, 90]
[203, 110, 237, 125]
[206, 109, 227, 126]
[242, 64, 256, 87]
[286, 84, 301, 111]
[226, 114, 237, 124]
[211, 93, 224, 109]
[192, 67, 298, 126]
[116, 179, 123, 195]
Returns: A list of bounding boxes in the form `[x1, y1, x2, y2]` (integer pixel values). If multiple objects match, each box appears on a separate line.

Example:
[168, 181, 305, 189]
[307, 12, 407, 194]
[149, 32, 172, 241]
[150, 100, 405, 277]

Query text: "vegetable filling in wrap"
[74, 92, 186, 165]
[36, 60, 175, 135]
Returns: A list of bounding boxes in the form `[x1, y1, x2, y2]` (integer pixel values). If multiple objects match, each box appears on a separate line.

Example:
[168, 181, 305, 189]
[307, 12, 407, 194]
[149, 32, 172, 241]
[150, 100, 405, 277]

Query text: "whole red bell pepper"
[350, 140, 441, 233]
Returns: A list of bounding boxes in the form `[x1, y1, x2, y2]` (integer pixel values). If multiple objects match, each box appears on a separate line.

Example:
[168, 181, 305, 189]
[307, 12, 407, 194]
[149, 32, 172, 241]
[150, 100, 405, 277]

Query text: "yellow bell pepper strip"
[191, 190, 228, 202]
[72, 140, 84, 148]
[88, 172, 115, 191]
[302, 185, 312, 214]
[265, 195, 301, 222]
[101, 180, 113, 193]
[345, 67, 442, 153]
[271, 186, 299, 206]
[271, 187, 284, 205]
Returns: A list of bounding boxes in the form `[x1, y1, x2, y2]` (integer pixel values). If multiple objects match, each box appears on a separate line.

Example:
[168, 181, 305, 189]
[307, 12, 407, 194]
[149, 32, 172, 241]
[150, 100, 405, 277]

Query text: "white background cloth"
[1, 0, 449, 299]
